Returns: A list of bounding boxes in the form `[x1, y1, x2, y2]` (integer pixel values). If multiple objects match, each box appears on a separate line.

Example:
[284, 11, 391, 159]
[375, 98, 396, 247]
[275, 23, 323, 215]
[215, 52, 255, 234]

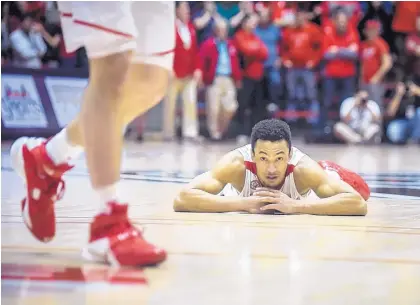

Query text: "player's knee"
[89, 51, 133, 100]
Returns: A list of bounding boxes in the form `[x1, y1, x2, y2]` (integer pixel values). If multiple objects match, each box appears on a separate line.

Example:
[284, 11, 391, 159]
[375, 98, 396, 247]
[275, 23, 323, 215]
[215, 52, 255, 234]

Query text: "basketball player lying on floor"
[174, 119, 369, 215]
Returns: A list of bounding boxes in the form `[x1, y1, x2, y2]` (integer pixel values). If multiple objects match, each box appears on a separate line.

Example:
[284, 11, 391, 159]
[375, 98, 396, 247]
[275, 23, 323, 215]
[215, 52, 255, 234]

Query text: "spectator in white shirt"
[9, 13, 47, 68]
[334, 90, 382, 144]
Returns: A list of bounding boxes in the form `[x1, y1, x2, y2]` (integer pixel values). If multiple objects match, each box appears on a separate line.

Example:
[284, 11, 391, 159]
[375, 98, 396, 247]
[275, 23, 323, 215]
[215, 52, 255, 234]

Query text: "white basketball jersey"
[221, 144, 317, 200]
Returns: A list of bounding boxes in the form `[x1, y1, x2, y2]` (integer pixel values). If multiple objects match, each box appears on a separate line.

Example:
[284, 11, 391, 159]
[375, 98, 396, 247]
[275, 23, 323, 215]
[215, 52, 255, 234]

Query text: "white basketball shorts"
[57, 1, 175, 71]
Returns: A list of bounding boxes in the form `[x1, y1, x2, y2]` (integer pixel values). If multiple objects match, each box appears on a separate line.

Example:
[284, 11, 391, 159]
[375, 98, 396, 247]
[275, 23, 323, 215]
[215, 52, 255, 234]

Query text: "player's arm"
[293, 158, 367, 216]
[173, 152, 248, 213]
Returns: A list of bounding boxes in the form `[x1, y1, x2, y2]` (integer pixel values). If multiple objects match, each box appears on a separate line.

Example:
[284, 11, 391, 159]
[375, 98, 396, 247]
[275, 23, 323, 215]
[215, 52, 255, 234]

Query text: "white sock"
[96, 183, 121, 214]
[46, 128, 83, 165]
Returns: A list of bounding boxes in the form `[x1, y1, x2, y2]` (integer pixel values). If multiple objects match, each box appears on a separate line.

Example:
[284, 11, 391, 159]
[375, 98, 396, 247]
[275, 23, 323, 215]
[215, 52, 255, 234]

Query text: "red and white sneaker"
[318, 160, 370, 201]
[10, 137, 73, 242]
[83, 202, 167, 267]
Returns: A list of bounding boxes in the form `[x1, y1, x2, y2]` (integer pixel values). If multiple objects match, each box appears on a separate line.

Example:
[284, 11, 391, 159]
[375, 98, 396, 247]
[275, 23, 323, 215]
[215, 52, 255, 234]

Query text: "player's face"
[252, 140, 290, 188]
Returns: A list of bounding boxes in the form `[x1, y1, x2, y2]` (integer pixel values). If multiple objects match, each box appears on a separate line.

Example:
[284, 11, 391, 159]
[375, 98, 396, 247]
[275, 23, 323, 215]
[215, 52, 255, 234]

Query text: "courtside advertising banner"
[1, 74, 48, 128]
[44, 76, 88, 128]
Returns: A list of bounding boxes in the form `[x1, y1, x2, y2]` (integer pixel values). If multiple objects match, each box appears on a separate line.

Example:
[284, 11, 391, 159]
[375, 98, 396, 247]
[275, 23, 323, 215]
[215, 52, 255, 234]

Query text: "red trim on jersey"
[244, 161, 295, 189]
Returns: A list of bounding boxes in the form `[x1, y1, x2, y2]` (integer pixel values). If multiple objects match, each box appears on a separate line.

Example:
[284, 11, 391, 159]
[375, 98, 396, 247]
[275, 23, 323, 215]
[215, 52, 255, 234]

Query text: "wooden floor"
[2, 140, 420, 305]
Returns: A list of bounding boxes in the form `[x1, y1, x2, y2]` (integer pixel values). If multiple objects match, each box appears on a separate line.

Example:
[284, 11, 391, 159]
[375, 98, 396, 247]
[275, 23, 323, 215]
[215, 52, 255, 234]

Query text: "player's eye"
[260, 157, 267, 162]
[276, 157, 283, 162]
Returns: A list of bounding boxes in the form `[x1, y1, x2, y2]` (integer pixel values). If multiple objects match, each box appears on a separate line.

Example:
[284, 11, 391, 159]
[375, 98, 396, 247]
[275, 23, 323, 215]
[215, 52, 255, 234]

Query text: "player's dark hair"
[250, 119, 292, 152]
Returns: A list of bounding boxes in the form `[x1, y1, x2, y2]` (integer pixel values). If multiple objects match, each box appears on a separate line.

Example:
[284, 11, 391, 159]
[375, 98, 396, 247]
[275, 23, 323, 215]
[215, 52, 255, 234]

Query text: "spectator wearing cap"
[9, 13, 47, 68]
[360, 20, 392, 110]
[234, 13, 268, 144]
[254, 8, 282, 107]
[334, 90, 382, 144]
[282, 9, 323, 125]
[321, 9, 360, 124]
[163, 2, 202, 141]
[200, 19, 242, 141]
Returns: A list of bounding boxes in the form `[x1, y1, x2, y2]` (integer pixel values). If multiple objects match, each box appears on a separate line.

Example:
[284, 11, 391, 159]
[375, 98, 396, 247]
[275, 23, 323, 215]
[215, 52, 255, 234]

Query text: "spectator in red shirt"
[233, 13, 268, 144]
[360, 20, 392, 109]
[316, 1, 362, 31]
[322, 9, 360, 124]
[392, 2, 420, 79]
[200, 19, 242, 141]
[163, 2, 202, 142]
[405, 17, 420, 77]
[282, 9, 323, 125]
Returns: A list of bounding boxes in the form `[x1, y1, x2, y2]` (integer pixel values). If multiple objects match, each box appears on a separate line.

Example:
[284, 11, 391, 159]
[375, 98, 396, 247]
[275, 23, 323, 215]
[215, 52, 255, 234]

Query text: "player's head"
[250, 119, 292, 188]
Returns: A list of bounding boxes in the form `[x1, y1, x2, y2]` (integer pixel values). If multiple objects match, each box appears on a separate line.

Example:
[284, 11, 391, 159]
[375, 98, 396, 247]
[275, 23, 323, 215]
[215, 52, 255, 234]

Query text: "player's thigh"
[131, 1, 175, 71]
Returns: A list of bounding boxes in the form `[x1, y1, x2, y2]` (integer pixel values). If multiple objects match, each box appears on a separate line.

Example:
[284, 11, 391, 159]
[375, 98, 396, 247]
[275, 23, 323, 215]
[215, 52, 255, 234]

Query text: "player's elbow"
[173, 189, 191, 212]
[350, 194, 368, 216]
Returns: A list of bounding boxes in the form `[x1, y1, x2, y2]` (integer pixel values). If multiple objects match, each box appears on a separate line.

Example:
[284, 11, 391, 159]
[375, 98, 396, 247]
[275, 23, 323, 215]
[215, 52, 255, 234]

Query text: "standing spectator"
[255, 8, 282, 107]
[193, 2, 224, 45]
[234, 14, 268, 144]
[322, 9, 360, 123]
[9, 13, 46, 68]
[282, 9, 323, 124]
[392, 2, 420, 78]
[405, 17, 420, 77]
[163, 2, 202, 141]
[358, 2, 394, 54]
[224, 1, 253, 35]
[334, 90, 382, 144]
[316, 1, 362, 31]
[386, 79, 420, 144]
[360, 20, 392, 109]
[200, 19, 242, 140]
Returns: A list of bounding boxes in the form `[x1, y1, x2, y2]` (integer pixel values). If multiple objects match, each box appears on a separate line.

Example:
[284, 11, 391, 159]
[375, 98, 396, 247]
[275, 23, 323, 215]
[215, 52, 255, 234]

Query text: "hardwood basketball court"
[2, 140, 420, 305]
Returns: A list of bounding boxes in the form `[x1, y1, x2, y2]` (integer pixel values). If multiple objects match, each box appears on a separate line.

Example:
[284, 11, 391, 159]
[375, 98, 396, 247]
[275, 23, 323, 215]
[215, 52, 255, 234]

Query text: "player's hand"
[240, 196, 273, 214]
[253, 187, 299, 214]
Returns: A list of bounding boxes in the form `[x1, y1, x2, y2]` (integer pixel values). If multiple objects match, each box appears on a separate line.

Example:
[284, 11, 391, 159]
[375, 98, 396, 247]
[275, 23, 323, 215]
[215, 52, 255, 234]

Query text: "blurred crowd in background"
[2, 1, 420, 145]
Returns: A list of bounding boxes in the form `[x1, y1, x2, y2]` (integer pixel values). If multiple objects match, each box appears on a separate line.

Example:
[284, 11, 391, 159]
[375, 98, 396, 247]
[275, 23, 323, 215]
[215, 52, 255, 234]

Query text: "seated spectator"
[334, 90, 382, 144]
[163, 2, 202, 142]
[405, 17, 420, 77]
[360, 20, 392, 110]
[282, 8, 323, 124]
[9, 13, 47, 68]
[386, 79, 420, 144]
[392, 1, 420, 79]
[192, 1, 224, 45]
[234, 13, 268, 144]
[200, 19, 242, 141]
[254, 8, 281, 107]
[322, 9, 359, 124]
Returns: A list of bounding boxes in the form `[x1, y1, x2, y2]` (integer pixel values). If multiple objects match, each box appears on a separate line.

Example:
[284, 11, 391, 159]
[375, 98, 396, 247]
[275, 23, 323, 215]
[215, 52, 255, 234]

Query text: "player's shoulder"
[215, 150, 246, 177]
[293, 154, 320, 177]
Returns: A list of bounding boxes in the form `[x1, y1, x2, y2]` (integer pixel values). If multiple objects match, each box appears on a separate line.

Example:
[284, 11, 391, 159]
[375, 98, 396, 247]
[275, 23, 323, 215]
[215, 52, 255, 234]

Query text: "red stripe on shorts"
[60, 12, 73, 18]
[72, 19, 134, 39]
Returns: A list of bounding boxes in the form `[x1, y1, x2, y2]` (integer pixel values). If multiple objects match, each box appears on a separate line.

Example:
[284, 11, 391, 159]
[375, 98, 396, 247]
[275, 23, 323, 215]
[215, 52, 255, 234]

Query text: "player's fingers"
[261, 204, 279, 211]
[253, 191, 276, 197]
